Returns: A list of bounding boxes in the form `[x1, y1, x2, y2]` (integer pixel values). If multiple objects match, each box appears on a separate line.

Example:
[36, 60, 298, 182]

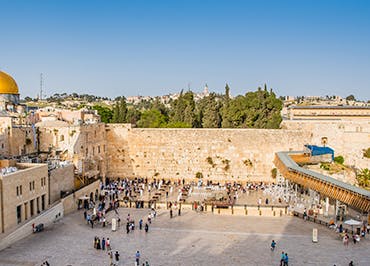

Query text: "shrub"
[320, 162, 330, 171]
[334, 156, 344, 164]
[363, 148, 370, 159]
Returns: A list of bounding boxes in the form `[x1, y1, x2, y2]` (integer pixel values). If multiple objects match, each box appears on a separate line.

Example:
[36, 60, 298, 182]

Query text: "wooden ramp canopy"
[274, 151, 370, 213]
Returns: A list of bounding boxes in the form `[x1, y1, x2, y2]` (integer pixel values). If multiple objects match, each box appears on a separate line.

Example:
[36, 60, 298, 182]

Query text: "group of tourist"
[270, 240, 289, 265]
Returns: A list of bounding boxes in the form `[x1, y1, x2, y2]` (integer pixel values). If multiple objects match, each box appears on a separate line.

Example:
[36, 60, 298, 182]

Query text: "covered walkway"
[274, 151, 370, 213]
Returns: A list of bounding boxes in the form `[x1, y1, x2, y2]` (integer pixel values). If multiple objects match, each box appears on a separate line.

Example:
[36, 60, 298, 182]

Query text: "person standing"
[178, 207, 181, 216]
[102, 237, 106, 251]
[284, 253, 289, 266]
[135, 250, 141, 266]
[115, 251, 120, 262]
[139, 219, 143, 230]
[170, 209, 173, 219]
[106, 237, 111, 251]
[108, 251, 113, 266]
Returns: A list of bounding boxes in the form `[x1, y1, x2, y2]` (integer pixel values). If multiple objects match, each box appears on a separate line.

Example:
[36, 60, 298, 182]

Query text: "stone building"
[0, 160, 48, 234]
[287, 105, 370, 120]
[36, 120, 107, 183]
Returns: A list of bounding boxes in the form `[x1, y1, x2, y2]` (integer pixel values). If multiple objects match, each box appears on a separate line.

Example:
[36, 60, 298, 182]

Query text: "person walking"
[135, 250, 141, 266]
[280, 251, 285, 266]
[126, 222, 130, 234]
[145, 223, 149, 233]
[270, 240, 276, 251]
[139, 219, 143, 230]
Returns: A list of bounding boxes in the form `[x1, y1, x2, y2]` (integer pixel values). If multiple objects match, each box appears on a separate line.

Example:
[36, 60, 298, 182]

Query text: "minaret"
[203, 84, 209, 96]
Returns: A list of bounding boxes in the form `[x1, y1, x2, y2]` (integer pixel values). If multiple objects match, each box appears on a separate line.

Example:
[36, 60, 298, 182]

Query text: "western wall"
[105, 124, 311, 182]
[105, 120, 370, 183]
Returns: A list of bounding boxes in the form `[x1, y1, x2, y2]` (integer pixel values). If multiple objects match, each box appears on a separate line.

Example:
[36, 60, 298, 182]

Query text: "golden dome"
[0, 71, 19, 94]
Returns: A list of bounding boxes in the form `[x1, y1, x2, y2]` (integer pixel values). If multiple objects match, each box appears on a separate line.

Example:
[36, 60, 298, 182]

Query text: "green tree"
[92, 105, 113, 123]
[356, 168, 370, 189]
[170, 91, 197, 127]
[111, 97, 127, 123]
[221, 83, 233, 128]
[125, 108, 141, 125]
[345, 94, 356, 101]
[137, 109, 167, 128]
[199, 93, 222, 128]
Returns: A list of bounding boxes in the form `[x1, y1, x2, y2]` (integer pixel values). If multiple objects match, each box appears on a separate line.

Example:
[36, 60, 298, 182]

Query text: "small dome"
[0, 71, 19, 94]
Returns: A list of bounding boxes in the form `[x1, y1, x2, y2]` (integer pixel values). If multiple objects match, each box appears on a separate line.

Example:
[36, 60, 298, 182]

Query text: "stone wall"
[105, 125, 311, 182]
[49, 164, 75, 204]
[281, 120, 370, 169]
[0, 202, 63, 251]
[62, 180, 100, 215]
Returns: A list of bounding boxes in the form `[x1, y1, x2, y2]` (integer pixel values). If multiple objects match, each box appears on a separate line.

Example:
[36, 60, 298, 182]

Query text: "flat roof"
[288, 105, 370, 110]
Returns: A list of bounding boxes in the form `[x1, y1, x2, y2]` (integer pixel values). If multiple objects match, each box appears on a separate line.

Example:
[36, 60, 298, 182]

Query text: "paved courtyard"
[0, 208, 369, 266]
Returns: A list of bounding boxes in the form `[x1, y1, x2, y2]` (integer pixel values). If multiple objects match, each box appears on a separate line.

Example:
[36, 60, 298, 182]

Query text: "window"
[33, 181, 35, 190]
[41, 178, 43, 187]
[37, 197, 40, 213]
[98, 145, 101, 154]
[93, 147, 95, 156]
[41, 195, 45, 211]
[30, 199, 34, 217]
[16, 186, 19, 196]
[16, 205, 21, 224]
[29, 182, 32, 191]
[60, 135, 64, 141]
[24, 202, 28, 220]
[20, 185, 22, 195]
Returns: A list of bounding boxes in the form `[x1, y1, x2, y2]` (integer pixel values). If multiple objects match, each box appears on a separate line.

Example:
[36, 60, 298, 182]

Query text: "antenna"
[40, 73, 43, 100]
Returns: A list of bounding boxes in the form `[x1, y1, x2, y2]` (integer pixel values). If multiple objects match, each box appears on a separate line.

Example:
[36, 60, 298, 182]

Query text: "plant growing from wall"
[243, 159, 253, 167]
[363, 148, 370, 159]
[69, 130, 76, 137]
[222, 159, 230, 171]
[271, 168, 277, 179]
[206, 156, 216, 167]
[320, 162, 331, 171]
[195, 172, 203, 179]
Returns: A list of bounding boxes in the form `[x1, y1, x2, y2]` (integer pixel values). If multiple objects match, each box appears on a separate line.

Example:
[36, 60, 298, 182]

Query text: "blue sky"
[1, 0, 369, 100]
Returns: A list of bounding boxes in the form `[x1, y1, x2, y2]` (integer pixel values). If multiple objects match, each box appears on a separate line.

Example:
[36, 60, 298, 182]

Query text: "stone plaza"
[0, 207, 369, 266]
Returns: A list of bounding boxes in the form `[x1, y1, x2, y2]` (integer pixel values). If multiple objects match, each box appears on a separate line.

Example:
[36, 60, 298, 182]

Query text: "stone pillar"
[324, 197, 329, 217]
